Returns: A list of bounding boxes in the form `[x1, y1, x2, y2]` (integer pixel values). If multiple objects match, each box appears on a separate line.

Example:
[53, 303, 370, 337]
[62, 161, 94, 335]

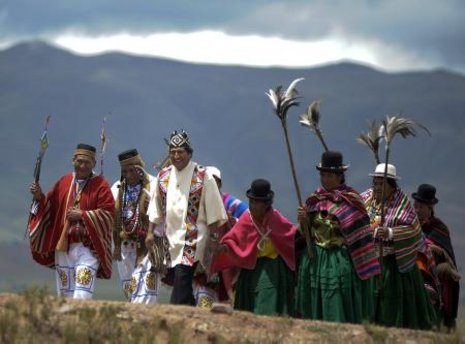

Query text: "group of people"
[28, 130, 460, 331]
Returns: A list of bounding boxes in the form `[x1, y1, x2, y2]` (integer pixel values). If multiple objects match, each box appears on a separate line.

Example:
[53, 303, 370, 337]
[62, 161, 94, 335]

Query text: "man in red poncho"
[28, 143, 114, 299]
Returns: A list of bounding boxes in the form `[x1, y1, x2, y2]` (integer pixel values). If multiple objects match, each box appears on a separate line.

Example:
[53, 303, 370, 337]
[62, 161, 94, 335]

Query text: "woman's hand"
[297, 206, 308, 223]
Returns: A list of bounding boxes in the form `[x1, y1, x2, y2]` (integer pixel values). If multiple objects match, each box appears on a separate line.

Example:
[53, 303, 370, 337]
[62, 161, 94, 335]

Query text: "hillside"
[0, 290, 463, 343]
[0, 41, 463, 304]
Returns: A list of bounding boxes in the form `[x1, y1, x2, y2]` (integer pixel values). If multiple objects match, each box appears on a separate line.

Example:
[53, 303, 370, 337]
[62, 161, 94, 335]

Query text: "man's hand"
[30, 182, 43, 201]
[66, 208, 83, 222]
[145, 231, 154, 248]
[113, 246, 122, 261]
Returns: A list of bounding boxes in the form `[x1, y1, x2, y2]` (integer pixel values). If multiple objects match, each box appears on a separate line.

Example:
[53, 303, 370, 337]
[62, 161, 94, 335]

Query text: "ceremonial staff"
[265, 77, 304, 203]
[265, 77, 313, 257]
[299, 100, 329, 152]
[153, 138, 171, 172]
[299, 99, 335, 257]
[357, 120, 382, 165]
[99, 116, 109, 176]
[27, 115, 51, 234]
[378, 114, 431, 243]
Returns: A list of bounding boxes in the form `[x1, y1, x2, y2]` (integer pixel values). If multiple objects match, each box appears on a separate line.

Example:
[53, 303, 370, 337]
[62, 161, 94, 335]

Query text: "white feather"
[284, 77, 305, 98]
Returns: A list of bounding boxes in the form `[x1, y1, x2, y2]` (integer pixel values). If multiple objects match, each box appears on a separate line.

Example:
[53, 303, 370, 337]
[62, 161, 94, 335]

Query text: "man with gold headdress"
[28, 143, 114, 299]
[146, 130, 228, 306]
[111, 149, 161, 303]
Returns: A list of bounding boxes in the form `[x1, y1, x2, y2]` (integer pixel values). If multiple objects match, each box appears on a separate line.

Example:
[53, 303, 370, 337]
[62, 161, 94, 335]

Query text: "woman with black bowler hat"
[412, 183, 461, 330]
[211, 178, 296, 316]
[295, 151, 380, 323]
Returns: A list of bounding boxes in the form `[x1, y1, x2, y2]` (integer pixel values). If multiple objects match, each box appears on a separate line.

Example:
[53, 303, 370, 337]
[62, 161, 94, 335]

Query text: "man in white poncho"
[146, 130, 227, 305]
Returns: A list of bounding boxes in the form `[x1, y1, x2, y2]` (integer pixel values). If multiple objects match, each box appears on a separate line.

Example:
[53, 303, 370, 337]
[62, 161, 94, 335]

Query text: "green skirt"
[372, 255, 437, 330]
[295, 244, 372, 323]
[234, 256, 295, 316]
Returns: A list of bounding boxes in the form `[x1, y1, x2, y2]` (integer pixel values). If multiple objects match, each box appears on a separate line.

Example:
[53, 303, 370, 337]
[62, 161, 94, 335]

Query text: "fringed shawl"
[211, 208, 296, 272]
[362, 187, 421, 273]
[306, 184, 380, 280]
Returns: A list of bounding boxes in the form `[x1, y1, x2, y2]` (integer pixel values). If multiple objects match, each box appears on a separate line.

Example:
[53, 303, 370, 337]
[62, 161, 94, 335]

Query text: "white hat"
[369, 163, 400, 180]
[206, 166, 221, 180]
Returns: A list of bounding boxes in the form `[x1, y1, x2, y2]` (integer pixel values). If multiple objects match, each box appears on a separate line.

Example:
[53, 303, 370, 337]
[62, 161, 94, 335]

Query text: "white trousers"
[117, 240, 160, 304]
[55, 243, 99, 299]
[193, 282, 218, 308]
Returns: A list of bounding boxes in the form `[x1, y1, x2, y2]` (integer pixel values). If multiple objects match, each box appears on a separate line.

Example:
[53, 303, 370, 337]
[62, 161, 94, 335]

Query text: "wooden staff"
[266, 77, 313, 257]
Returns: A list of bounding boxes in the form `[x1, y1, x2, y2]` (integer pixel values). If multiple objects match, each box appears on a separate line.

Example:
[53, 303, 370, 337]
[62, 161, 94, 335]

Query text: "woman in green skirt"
[295, 151, 380, 323]
[211, 179, 296, 316]
[361, 163, 436, 330]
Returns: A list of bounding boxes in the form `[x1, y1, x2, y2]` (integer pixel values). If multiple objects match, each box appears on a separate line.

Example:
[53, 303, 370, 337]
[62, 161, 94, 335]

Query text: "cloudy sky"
[1, 0, 464, 74]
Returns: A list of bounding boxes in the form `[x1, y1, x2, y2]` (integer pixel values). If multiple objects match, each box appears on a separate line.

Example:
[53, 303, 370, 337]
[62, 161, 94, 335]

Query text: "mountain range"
[0, 41, 463, 304]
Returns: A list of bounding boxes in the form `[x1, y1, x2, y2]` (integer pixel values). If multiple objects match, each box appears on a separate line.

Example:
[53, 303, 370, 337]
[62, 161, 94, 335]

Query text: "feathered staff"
[99, 116, 109, 176]
[299, 100, 329, 152]
[379, 114, 431, 222]
[265, 77, 304, 204]
[266, 78, 314, 257]
[357, 120, 383, 164]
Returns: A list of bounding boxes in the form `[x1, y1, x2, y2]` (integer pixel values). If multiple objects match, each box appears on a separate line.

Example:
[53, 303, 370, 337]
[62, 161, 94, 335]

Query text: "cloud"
[1, 0, 464, 73]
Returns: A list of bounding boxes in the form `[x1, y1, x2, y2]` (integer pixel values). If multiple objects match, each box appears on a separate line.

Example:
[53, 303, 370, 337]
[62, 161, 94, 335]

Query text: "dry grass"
[0, 286, 463, 343]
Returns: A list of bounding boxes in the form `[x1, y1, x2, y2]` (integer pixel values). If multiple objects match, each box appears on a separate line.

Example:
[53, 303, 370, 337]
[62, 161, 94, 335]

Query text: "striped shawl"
[306, 184, 380, 280]
[362, 187, 421, 273]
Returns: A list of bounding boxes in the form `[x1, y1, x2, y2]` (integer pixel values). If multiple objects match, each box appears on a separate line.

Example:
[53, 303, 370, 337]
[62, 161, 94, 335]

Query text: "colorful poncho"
[362, 187, 421, 273]
[306, 184, 380, 280]
[222, 193, 248, 219]
[28, 173, 115, 279]
[212, 208, 296, 272]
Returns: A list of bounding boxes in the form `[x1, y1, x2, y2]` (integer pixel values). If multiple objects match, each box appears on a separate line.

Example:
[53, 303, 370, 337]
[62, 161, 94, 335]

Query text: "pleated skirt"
[372, 255, 437, 330]
[234, 256, 295, 316]
[295, 244, 372, 323]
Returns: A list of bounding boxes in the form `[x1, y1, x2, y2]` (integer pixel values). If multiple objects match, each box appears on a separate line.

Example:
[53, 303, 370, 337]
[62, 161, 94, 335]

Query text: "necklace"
[120, 183, 142, 235]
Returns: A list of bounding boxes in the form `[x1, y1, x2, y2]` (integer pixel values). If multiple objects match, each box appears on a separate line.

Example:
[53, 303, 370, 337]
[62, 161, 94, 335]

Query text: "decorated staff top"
[265, 77, 304, 122]
[299, 100, 329, 152]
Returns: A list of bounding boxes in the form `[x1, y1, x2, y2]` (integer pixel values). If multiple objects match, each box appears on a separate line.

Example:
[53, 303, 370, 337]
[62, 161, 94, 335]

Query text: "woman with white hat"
[361, 163, 436, 329]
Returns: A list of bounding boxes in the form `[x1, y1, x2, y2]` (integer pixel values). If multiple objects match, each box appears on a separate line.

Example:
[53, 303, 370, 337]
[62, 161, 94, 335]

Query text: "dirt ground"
[0, 291, 463, 343]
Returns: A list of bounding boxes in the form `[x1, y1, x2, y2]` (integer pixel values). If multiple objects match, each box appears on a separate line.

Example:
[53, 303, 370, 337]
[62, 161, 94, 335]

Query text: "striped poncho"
[28, 173, 115, 279]
[361, 187, 421, 273]
[306, 184, 380, 280]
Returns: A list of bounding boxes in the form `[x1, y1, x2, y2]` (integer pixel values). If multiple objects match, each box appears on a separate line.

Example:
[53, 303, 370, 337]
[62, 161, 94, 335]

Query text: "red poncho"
[28, 173, 115, 279]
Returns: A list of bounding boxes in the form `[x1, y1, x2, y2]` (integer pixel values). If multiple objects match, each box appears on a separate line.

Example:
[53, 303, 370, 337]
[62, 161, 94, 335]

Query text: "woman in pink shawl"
[211, 179, 296, 316]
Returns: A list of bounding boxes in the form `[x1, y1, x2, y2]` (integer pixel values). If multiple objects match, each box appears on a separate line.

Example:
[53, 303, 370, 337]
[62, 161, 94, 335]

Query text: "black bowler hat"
[412, 184, 438, 204]
[316, 151, 349, 172]
[246, 179, 274, 202]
